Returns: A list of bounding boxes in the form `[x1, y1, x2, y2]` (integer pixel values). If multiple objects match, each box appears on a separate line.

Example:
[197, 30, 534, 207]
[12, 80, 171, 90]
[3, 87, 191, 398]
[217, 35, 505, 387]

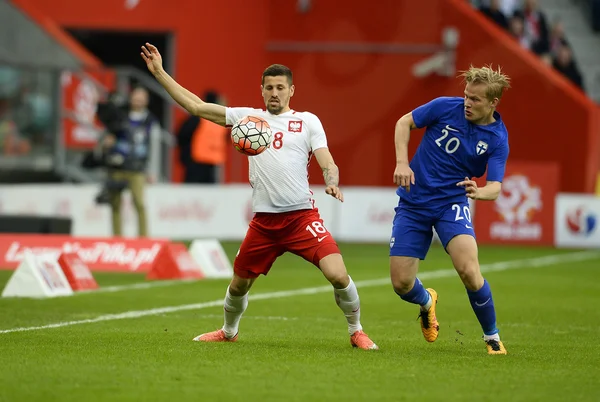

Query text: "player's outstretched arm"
[140, 43, 226, 126]
[313, 148, 343, 202]
[393, 112, 417, 191]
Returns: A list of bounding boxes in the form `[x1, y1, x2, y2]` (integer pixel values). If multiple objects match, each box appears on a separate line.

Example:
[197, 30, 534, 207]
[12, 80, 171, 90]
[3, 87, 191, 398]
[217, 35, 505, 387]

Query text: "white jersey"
[226, 107, 328, 213]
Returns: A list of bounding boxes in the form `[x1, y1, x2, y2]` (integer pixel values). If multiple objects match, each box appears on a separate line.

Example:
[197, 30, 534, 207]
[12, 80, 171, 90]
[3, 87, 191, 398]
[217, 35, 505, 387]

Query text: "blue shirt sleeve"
[486, 137, 509, 182]
[411, 97, 450, 129]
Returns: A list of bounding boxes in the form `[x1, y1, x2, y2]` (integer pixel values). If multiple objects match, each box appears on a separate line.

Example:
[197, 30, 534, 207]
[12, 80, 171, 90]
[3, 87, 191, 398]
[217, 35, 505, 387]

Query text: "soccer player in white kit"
[141, 43, 378, 350]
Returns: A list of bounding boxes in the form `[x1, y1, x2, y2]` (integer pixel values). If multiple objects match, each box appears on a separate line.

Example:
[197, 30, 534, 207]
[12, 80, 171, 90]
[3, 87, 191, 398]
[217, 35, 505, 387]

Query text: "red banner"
[61, 69, 115, 149]
[474, 162, 559, 245]
[0, 235, 169, 272]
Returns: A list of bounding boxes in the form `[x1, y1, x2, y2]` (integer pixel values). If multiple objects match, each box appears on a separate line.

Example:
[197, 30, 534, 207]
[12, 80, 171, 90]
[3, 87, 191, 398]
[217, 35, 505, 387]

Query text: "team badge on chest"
[476, 140, 488, 155]
[288, 121, 303, 133]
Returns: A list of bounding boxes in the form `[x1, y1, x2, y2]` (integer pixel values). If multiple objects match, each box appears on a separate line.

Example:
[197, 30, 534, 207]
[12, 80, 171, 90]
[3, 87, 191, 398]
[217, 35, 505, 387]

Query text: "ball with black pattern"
[231, 115, 272, 156]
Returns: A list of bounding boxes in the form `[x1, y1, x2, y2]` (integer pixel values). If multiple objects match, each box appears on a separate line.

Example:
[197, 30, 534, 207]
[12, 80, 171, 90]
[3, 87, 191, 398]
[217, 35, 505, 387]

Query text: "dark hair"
[262, 64, 293, 85]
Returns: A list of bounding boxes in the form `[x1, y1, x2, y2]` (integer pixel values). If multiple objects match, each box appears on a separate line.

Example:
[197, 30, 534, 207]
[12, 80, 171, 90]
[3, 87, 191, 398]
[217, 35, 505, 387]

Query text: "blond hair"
[459, 64, 511, 101]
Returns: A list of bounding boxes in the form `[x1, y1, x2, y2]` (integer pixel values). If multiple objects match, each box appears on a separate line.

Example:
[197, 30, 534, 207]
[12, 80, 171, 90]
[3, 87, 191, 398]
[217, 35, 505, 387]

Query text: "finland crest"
[476, 140, 488, 155]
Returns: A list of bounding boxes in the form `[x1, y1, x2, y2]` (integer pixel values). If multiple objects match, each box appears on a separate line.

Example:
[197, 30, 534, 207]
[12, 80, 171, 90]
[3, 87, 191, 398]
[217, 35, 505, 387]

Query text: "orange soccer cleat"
[192, 329, 238, 342]
[419, 288, 440, 343]
[350, 330, 379, 350]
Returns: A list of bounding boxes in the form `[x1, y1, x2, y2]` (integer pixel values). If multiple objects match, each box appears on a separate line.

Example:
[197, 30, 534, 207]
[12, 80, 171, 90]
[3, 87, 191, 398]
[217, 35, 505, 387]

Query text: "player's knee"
[229, 275, 253, 296]
[455, 262, 483, 291]
[326, 270, 349, 289]
[390, 267, 416, 294]
[390, 258, 418, 295]
[322, 265, 349, 288]
[391, 276, 414, 295]
[319, 254, 349, 288]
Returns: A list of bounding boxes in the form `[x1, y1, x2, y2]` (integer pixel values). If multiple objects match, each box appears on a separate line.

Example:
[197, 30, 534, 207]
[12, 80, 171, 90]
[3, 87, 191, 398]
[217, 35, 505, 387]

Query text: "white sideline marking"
[196, 314, 300, 321]
[194, 315, 597, 331]
[1, 251, 599, 334]
[81, 278, 203, 294]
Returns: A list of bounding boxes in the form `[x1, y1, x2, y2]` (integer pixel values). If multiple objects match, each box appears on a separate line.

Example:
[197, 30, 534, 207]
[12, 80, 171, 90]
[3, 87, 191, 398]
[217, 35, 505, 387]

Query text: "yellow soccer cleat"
[485, 339, 507, 355]
[419, 288, 439, 343]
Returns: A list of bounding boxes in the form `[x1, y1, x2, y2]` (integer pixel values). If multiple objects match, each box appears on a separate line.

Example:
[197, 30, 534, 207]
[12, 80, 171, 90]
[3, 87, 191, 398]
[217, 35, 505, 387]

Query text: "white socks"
[483, 333, 501, 342]
[421, 293, 433, 312]
[333, 276, 363, 335]
[220, 279, 363, 338]
[222, 286, 248, 338]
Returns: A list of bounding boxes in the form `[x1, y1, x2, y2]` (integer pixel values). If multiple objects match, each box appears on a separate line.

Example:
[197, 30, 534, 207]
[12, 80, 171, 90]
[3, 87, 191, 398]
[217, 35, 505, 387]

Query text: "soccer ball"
[231, 115, 272, 156]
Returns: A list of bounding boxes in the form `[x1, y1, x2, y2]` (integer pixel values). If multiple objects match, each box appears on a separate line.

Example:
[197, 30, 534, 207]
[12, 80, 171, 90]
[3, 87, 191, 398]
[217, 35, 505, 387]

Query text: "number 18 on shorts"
[234, 209, 341, 278]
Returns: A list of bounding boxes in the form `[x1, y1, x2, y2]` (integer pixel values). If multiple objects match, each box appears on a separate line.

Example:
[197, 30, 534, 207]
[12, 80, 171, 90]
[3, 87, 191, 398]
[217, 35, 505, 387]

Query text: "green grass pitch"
[0, 243, 598, 402]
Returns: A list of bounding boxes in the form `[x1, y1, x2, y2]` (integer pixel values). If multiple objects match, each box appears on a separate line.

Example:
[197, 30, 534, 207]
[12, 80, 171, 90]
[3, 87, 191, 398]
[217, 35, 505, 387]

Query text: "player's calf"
[393, 277, 439, 343]
[467, 279, 500, 335]
[448, 237, 504, 351]
[194, 279, 250, 345]
[394, 277, 432, 308]
[332, 275, 364, 335]
[320, 255, 378, 348]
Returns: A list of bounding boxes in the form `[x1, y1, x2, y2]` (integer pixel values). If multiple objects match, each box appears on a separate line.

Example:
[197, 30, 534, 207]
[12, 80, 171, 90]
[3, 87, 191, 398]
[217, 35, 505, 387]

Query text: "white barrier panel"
[0, 184, 340, 241]
[0, 184, 483, 243]
[337, 187, 397, 242]
[555, 193, 600, 248]
[0, 184, 114, 237]
[0, 184, 484, 243]
[145, 184, 251, 240]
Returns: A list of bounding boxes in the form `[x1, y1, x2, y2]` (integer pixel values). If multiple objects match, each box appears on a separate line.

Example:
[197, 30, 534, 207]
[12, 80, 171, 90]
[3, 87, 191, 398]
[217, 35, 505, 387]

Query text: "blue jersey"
[398, 97, 509, 207]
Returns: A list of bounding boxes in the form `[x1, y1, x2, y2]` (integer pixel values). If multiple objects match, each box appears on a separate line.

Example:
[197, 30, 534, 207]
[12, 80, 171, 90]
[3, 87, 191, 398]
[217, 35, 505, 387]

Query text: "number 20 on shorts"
[452, 204, 472, 222]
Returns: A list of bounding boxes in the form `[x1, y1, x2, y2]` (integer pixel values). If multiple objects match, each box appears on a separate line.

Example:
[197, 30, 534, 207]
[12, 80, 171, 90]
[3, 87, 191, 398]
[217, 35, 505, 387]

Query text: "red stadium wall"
[14, 0, 600, 192]
[266, 0, 600, 193]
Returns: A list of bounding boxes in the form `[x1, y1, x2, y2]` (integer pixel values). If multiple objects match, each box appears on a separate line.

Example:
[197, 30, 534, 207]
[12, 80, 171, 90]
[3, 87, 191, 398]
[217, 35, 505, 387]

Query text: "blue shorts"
[389, 200, 475, 260]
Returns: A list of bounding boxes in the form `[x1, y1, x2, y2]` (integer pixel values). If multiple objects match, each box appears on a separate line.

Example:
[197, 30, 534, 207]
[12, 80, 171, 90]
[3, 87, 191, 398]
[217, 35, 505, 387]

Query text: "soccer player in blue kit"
[391, 65, 510, 355]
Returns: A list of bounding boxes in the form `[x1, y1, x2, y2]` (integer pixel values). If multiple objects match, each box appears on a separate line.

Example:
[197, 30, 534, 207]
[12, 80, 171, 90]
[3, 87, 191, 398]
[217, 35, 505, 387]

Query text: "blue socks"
[467, 279, 498, 336]
[396, 278, 430, 306]
[397, 277, 499, 337]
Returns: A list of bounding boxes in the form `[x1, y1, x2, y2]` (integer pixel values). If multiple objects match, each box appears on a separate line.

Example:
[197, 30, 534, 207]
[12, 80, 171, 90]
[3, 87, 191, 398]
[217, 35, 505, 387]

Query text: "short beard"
[267, 104, 284, 115]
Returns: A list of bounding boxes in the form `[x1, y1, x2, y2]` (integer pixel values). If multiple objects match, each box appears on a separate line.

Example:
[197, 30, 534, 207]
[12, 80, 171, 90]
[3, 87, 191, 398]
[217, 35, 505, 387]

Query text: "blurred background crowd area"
[0, 66, 54, 158]
[470, 0, 600, 91]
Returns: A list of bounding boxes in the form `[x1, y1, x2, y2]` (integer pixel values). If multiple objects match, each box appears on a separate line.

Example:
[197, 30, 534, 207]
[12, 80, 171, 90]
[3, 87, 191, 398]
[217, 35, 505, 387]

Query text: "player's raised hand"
[394, 161, 415, 192]
[140, 43, 163, 75]
[325, 185, 344, 202]
[457, 177, 479, 199]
